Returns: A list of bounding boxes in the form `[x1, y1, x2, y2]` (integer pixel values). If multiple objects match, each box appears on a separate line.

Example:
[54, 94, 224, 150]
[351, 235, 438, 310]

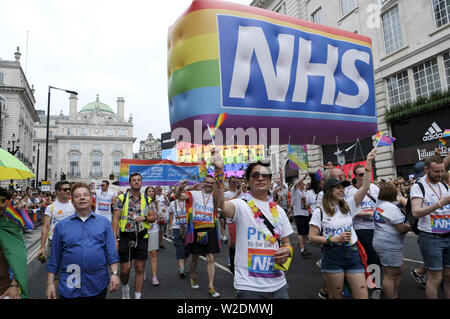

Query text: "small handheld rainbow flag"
[208, 113, 227, 139]
[4, 202, 34, 230]
[375, 131, 396, 147]
[443, 129, 450, 137]
[438, 138, 447, 147]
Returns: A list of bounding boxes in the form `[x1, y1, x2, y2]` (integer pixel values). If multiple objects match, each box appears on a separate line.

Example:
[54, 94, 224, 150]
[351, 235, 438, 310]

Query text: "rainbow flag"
[208, 113, 227, 140]
[4, 202, 25, 229]
[19, 209, 34, 230]
[438, 138, 447, 147]
[443, 129, 450, 137]
[375, 131, 396, 147]
[4, 202, 34, 230]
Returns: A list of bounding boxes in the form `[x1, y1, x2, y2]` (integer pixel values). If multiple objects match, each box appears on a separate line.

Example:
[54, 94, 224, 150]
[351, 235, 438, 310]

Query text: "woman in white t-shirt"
[372, 182, 411, 299]
[309, 148, 377, 299]
[210, 151, 294, 299]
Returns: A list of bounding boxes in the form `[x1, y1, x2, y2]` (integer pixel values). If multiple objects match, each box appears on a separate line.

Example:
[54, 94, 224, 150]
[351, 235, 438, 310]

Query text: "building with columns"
[33, 94, 135, 186]
[0, 47, 40, 188]
[252, 0, 450, 180]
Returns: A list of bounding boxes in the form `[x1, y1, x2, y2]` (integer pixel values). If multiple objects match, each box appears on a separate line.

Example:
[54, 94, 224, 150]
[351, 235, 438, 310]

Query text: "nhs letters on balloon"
[168, 1, 377, 145]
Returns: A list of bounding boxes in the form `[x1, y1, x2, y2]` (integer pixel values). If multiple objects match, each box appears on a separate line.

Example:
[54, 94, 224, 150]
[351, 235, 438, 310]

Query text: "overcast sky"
[0, 0, 252, 152]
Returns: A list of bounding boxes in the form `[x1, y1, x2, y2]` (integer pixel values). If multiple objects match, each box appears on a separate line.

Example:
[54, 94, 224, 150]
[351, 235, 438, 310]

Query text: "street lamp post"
[44, 86, 78, 181]
[0, 96, 5, 148]
[7, 133, 20, 155]
[35, 143, 40, 188]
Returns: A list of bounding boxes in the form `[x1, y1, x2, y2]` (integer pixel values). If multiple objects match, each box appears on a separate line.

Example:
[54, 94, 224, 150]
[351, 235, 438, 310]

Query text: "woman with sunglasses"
[210, 152, 294, 299]
[345, 164, 382, 298]
[309, 148, 377, 299]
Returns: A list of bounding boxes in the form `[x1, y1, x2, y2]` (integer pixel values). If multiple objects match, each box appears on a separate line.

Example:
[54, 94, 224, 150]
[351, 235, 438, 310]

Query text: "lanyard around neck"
[425, 177, 441, 200]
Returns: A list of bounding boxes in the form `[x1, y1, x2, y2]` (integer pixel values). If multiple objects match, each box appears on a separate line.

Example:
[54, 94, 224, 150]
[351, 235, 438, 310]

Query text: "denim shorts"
[173, 228, 190, 260]
[321, 244, 365, 274]
[372, 240, 404, 268]
[418, 231, 450, 271]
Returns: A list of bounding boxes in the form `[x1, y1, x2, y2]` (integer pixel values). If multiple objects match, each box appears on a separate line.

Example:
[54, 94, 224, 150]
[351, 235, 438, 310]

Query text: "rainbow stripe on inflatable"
[168, 0, 377, 145]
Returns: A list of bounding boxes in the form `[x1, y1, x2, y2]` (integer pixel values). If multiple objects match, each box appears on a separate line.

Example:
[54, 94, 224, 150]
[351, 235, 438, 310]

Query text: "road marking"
[403, 258, 423, 264]
[27, 246, 40, 265]
[163, 237, 232, 275]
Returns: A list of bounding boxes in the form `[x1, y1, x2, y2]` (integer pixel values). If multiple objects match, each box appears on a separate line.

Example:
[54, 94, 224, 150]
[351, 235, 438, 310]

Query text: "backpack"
[405, 181, 448, 235]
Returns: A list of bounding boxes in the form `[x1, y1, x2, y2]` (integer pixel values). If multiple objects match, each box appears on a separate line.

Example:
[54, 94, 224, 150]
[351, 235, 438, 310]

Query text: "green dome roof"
[79, 94, 115, 114]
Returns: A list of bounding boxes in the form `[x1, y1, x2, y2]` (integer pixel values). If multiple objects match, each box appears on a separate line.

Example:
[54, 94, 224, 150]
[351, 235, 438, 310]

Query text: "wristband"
[326, 235, 332, 244]
[9, 283, 18, 288]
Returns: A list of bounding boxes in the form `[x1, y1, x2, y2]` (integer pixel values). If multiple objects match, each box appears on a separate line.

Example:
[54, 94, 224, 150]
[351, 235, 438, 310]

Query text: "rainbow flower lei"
[248, 200, 282, 244]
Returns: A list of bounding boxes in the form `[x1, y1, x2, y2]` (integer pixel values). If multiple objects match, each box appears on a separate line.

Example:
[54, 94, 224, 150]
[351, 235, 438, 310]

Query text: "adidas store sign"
[423, 122, 443, 141]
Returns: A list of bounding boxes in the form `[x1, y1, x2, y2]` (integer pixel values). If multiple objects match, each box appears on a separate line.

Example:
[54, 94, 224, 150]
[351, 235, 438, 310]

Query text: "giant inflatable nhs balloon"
[168, 0, 378, 145]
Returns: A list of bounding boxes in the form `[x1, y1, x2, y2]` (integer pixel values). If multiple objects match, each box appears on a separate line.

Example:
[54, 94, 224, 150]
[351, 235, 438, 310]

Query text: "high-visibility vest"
[118, 192, 151, 238]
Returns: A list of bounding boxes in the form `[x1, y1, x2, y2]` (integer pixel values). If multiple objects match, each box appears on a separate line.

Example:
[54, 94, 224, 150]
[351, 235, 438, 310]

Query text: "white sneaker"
[122, 285, 130, 299]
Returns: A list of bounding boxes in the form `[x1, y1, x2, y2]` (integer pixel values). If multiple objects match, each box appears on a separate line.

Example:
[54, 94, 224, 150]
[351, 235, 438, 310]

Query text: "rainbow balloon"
[168, 0, 377, 145]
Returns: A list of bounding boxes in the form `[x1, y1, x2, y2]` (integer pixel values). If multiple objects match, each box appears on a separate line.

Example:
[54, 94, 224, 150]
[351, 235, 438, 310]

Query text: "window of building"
[341, 0, 356, 16]
[92, 144, 101, 151]
[413, 57, 442, 98]
[49, 130, 53, 138]
[69, 153, 80, 176]
[120, 129, 126, 136]
[48, 145, 52, 152]
[444, 51, 450, 88]
[71, 143, 79, 150]
[275, 1, 286, 15]
[67, 127, 72, 135]
[113, 153, 121, 175]
[382, 5, 404, 54]
[48, 156, 52, 164]
[432, 0, 450, 28]
[0, 73, 4, 85]
[386, 70, 411, 108]
[80, 128, 87, 135]
[91, 153, 101, 177]
[312, 7, 324, 24]
[107, 129, 113, 136]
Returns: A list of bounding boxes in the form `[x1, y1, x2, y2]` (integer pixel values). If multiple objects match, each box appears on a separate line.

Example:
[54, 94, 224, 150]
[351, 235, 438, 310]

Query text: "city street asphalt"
[23, 222, 435, 300]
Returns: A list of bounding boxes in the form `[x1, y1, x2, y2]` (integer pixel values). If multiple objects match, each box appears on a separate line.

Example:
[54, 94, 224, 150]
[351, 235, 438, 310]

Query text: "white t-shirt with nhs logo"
[410, 177, 450, 234]
[309, 197, 359, 246]
[230, 197, 293, 293]
[345, 184, 379, 230]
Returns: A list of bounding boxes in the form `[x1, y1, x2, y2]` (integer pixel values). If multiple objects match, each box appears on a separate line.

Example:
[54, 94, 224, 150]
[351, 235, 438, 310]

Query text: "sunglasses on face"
[0, 198, 7, 204]
[250, 172, 272, 180]
[357, 173, 365, 177]
[60, 188, 71, 192]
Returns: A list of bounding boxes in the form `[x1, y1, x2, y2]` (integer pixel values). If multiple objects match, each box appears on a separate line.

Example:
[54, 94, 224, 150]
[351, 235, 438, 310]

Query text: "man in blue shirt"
[46, 182, 120, 299]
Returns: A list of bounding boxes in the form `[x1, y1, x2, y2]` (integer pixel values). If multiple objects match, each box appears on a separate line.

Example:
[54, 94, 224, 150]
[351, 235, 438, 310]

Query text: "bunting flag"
[443, 129, 450, 137]
[438, 138, 447, 147]
[375, 131, 396, 147]
[209, 113, 227, 139]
